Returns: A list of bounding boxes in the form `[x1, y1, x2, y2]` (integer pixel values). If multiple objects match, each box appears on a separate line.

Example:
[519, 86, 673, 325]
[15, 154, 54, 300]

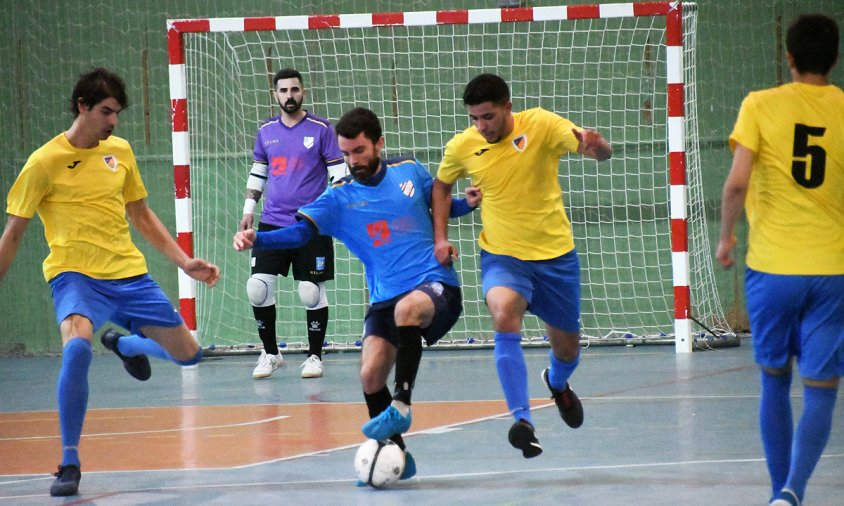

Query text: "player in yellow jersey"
[716, 14, 843, 506]
[0, 68, 220, 497]
[431, 73, 612, 458]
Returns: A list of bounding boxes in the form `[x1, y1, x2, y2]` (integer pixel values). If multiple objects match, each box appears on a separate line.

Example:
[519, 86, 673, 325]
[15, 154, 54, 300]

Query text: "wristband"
[243, 198, 257, 216]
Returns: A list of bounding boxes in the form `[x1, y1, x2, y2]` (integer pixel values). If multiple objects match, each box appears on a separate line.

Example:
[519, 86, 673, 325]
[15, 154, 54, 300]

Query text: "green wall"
[1, 0, 841, 354]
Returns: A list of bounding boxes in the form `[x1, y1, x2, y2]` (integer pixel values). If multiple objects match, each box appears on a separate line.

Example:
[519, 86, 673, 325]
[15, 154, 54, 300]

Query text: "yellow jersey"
[437, 108, 580, 260]
[6, 133, 149, 281]
[730, 82, 844, 275]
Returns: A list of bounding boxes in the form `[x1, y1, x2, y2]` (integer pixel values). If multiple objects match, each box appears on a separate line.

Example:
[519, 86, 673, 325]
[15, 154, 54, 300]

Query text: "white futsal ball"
[354, 439, 405, 488]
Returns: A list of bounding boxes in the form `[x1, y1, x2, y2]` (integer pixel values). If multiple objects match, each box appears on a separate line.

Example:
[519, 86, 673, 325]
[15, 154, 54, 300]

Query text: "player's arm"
[716, 143, 754, 269]
[233, 218, 316, 251]
[126, 199, 220, 287]
[448, 186, 482, 217]
[573, 128, 612, 161]
[431, 178, 456, 265]
[0, 214, 31, 283]
[240, 161, 269, 231]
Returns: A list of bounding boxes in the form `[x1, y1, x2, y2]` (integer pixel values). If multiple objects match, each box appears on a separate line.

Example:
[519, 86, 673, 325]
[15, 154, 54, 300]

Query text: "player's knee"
[175, 348, 203, 366]
[298, 281, 327, 309]
[63, 337, 93, 365]
[247, 274, 276, 307]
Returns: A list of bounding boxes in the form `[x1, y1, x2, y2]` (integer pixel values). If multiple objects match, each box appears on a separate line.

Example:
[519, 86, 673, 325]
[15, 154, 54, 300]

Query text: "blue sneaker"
[362, 405, 412, 441]
[400, 451, 416, 480]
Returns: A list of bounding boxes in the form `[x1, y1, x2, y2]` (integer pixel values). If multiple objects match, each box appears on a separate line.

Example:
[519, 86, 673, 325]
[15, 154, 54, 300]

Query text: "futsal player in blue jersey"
[240, 68, 348, 380]
[234, 107, 480, 480]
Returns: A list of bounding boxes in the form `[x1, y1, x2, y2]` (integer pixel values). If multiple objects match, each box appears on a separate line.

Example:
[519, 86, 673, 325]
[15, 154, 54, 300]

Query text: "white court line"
[0, 415, 289, 442]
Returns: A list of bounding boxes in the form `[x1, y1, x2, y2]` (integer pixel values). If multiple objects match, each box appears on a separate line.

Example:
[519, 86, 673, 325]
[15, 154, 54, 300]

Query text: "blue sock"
[117, 334, 173, 361]
[548, 349, 579, 390]
[57, 338, 92, 467]
[784, 384, 837, 501]
[759, 370, 793, 497]
[494, 332, 531, 425]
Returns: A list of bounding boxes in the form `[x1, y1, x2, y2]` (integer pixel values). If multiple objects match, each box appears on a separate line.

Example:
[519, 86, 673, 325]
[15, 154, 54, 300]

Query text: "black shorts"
[364, 282, 462, 347]
[251, 222, 335, 281]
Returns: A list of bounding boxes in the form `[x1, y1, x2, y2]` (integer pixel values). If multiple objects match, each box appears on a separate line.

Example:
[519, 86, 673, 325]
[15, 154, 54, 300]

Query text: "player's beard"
[280, 97, 303, 114]
[350, 158, 381, 183]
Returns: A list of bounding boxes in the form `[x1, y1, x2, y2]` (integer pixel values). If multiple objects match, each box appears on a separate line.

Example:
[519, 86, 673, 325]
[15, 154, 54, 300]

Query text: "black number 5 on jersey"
[791, 124, 826, 188]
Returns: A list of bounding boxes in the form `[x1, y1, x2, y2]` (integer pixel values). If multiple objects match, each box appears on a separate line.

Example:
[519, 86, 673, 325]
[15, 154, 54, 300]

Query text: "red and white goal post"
[167, 1, 734, 354]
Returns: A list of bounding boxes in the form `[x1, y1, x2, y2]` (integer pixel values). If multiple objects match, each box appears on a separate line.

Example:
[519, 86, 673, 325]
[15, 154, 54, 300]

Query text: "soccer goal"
[167, 1, 733, 354]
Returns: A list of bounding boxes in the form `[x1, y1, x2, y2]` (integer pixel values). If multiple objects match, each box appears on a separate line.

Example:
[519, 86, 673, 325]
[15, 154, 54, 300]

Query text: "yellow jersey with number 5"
[729, 82, 844, 275]
[6, 133, 149, 281]
[437, 108, 581, 260]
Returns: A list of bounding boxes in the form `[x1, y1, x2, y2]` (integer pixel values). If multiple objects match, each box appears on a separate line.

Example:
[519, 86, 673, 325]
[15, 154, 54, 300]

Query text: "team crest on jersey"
[303, 136, 314, 149]
[399, 180, 415, 197]
[512, 135, 527, 152]
[103, 155, 118, 171]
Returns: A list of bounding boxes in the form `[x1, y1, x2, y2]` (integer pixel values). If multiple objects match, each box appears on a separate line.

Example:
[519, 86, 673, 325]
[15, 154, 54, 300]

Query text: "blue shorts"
[481, 249, 581, 332]
[49, 272, 184, 335]
[745, 268, 844, 380]
[364, 281, 463, 347]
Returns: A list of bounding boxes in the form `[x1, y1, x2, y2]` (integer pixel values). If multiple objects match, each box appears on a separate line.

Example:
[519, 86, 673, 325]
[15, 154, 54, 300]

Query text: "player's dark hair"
[335, 107, 382, 144]
[463, 73, 510, 106]
[786, 14, 839, 75]
[273, 68, 303, 88]
[70, 67, 128, 118]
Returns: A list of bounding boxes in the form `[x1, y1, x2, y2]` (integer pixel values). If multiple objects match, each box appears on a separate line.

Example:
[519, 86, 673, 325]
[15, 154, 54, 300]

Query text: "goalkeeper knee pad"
[298, 281, 328, 309]
[247, 273, 277, 307]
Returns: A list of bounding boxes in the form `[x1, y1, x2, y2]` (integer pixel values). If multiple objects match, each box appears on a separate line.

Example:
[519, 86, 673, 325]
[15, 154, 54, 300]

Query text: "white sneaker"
[300, 355, 323, 378]
[252, 351, 282, 379]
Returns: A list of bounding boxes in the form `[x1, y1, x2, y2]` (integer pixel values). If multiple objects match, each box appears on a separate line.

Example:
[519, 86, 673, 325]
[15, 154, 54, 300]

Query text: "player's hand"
[184, 258, 220, 288]
[239, 214, 254, 232]
[715, 236, 737, 269]
[573, 128, 611, 160]
[465, 186, 482, 208]
[434, 239, 457, 266]
[233, 229, 257, 251]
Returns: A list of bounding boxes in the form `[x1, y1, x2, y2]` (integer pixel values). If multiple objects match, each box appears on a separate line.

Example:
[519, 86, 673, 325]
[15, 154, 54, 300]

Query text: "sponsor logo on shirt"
[303, 136, 314, 149]
[103, 155, 118, 171]
[474, 148, 490, 156]
[67, 160, 81, 169]
[512, 135, 527, 152]
[399, 180, 415, 197]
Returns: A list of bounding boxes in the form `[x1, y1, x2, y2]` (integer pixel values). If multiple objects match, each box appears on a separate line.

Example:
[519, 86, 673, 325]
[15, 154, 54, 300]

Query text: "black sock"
[393, 326, 423, 406]
[306, 306, 328, 358]
[252, 305, 278, 355]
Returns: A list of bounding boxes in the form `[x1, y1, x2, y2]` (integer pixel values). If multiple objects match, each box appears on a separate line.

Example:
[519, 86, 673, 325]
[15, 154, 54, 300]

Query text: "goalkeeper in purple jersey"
[234, 107, 481, 481]
[240, 68, 349, 380]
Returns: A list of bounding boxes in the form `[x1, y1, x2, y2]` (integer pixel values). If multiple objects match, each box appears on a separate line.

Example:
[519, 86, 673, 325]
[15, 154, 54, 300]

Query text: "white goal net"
[168, 2, 733, 352]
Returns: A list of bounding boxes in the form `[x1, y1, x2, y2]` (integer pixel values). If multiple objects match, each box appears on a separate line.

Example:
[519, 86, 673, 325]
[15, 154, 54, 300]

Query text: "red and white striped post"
[167, 1, 693, 350]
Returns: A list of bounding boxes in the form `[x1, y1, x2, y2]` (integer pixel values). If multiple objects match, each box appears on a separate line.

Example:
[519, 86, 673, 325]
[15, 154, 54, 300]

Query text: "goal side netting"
[167, 2, 734, 353]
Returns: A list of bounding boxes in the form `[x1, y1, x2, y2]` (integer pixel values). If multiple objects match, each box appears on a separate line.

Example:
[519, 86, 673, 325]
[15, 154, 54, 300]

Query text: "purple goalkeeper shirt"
[252, 111, 344, 227]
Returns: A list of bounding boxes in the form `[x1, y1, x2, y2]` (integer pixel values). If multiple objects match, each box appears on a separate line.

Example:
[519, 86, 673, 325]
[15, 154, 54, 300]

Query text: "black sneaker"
[542, 367, 583, 428]
[50, 464, 81, 496]
[101, 330, 151, 381]
[508, 419, 543, 458]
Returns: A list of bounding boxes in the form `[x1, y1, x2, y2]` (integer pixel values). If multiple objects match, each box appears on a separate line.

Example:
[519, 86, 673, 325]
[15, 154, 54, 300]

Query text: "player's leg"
[775, 274, 844, 504]
[47, 272, 112, 496]
[528, 250, 584, 429]
[480, 251, 541, 458]
[745, 268, 800, 501]
[102, 274, 201, 370]
[292, 233, 334, 378]
[247, 230, 287, 378]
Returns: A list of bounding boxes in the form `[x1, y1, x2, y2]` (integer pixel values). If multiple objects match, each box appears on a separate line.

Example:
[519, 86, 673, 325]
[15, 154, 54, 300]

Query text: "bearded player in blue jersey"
[234, 107, 480, 480]
[240, 68, 348, 380]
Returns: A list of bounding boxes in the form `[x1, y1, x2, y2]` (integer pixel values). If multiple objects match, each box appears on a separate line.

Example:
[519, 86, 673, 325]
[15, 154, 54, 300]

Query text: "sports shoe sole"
[508, 420, 543, 458]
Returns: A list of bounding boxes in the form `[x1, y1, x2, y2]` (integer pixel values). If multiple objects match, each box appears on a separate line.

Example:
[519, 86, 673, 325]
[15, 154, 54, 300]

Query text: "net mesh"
[180, 5, 732, 349]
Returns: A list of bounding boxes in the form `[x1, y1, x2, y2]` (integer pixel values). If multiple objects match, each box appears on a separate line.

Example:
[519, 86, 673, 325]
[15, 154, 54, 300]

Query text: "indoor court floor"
[1, 339, 842, 505]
